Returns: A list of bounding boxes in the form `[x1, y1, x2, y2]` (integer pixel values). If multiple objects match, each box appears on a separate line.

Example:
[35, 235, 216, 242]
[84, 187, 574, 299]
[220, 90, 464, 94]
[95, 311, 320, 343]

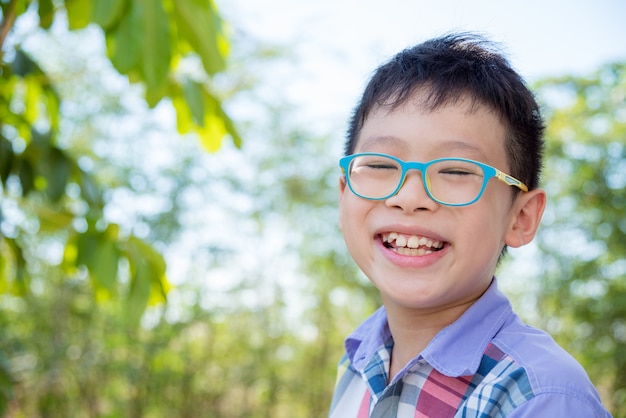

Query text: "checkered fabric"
[330, 341, 533, 418]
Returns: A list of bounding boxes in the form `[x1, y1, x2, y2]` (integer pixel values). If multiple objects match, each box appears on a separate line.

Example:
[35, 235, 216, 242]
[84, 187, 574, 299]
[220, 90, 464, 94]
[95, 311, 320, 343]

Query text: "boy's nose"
[384, 171, 438, 212]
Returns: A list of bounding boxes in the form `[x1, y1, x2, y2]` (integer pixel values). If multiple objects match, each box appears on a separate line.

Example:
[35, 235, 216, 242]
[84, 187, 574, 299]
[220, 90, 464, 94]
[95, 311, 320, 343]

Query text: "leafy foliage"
[0, 1, 239, 412]
[0, 2, 237, 312]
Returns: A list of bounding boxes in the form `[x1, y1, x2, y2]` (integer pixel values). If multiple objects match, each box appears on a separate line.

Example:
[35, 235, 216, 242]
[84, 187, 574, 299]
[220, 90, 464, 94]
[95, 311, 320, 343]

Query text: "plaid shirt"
[329, 280, 611, 417]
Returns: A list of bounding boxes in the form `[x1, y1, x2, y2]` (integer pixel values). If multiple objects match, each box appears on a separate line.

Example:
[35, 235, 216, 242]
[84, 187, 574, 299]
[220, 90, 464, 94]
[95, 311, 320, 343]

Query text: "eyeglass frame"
[339, 153, 529, 207]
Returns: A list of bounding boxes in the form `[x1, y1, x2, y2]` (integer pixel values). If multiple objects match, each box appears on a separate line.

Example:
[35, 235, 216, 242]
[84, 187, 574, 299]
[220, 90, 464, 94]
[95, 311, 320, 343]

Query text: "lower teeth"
[396, 247, 433, 256]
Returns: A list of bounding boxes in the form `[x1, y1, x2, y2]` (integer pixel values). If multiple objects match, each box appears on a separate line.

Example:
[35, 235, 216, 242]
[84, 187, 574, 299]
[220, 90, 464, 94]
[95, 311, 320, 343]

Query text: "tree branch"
[0, 0, 19, 57]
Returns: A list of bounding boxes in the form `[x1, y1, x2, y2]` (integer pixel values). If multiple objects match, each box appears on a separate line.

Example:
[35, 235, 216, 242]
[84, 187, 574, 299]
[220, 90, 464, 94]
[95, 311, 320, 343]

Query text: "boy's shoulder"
[428, 283, 609, 416]
[469, 315, 611, 417]
[493, 313, 597, 396]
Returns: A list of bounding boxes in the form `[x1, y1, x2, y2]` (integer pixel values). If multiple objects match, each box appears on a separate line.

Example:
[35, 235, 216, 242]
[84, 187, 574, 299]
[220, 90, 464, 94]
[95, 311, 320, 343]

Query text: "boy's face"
[339, 95, 539, 314]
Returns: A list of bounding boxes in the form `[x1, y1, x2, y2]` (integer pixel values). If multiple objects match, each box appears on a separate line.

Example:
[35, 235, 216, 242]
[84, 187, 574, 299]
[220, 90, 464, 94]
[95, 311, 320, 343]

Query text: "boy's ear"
[339, 175, 347, 195]
[505, 188, 547, 248]
[338, 176, 347, 231]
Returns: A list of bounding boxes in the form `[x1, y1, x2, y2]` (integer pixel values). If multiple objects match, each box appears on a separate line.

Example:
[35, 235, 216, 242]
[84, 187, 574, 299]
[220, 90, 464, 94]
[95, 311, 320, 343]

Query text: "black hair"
[345, 32, 544, 191]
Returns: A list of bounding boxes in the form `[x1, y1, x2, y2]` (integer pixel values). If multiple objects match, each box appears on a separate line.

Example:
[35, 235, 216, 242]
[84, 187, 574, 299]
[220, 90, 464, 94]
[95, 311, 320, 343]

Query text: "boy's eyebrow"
[357, 135, 408, 152]
[357, 137, 488, 160]
[434, 140, 488, 159]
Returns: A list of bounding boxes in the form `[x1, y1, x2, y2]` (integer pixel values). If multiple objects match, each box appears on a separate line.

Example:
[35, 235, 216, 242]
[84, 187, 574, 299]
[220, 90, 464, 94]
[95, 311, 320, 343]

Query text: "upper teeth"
[382, 232, 444, 249]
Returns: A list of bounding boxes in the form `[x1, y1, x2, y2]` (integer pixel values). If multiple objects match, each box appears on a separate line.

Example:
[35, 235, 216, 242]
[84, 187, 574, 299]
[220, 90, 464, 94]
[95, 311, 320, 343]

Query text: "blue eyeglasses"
[340, 153, 528, 207]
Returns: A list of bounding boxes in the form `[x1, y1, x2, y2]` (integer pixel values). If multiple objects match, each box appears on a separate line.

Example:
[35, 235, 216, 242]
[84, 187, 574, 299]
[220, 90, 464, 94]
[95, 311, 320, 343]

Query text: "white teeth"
[382, 232, 444, 252]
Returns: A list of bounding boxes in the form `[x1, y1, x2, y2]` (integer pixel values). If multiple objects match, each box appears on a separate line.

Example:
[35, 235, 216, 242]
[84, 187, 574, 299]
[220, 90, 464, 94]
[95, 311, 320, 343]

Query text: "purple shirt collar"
[345, 278, 513, 378]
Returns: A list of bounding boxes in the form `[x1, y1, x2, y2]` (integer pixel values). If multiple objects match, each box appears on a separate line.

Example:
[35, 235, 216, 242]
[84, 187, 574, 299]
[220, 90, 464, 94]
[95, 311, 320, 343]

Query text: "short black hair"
[345, 32, 544, 191]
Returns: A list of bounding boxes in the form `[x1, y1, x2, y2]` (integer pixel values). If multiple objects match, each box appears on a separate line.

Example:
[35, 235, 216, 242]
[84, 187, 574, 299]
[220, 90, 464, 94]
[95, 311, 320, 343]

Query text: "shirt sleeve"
[508, 392, 612, 418]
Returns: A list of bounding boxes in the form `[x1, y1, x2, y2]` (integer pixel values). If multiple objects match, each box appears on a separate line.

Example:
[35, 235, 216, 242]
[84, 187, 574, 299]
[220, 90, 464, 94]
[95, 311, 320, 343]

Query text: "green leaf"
[126, 253, 152, 324]
[92, 0, 127, 30]
[35, 205, 74, 232]
[91, 228, 120, 293]
[172, 91, 193, 134]
[43, 147, 71, 201]
[7, 50, 60, 136]
[75, 232, 98, 269]
[136, 0, 171, 106]
[173, 0, 227, 75]
[0, 353, 13, 416]
[197, 112, 226, 152]
[38, 0, 55, 29]
[3, 238, 28, 295]
[182, 79, 205, 126]
[105, 5, 140, 74]
[0, 136, 13, 184]
[124, 236, 169, 324]
[1, 0, 29, 24]
[175, 80, 242, 150]
[24, 76, 42, 124]
[76, 227, 120, 293]
[11, 49, 38, 77]
[207, 93, 242, 148]
[64, 0, 92, 30]
[43, 85, 61, 131]
[21, 131, 70, 201]
[78, 170, 104, 208]
[17, 159, 34, 196]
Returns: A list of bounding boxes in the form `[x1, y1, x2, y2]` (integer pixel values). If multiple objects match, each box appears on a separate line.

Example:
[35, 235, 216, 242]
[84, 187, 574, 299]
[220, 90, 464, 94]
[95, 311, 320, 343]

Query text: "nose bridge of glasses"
[404, 161, 429, 180]
[398, 161, 431, 192]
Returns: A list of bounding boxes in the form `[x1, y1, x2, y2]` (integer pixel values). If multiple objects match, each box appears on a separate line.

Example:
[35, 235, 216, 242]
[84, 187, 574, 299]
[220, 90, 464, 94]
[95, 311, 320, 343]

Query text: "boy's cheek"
[338, 211, 343, 232]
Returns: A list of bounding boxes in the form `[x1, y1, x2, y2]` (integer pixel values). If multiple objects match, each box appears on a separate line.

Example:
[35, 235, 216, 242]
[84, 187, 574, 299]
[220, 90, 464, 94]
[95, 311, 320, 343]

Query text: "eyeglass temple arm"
[494, 170, 529, 192]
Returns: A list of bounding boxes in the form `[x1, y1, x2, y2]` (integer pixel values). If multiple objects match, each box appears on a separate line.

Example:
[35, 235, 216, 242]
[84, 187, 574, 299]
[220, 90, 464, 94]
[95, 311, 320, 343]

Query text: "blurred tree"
[0, 0, 240, 412]
[533, 61, 626, 415]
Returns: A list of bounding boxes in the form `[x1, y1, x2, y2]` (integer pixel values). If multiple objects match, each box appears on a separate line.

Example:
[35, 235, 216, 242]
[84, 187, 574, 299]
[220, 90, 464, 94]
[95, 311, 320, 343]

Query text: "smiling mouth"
[381, 232, 445, 256]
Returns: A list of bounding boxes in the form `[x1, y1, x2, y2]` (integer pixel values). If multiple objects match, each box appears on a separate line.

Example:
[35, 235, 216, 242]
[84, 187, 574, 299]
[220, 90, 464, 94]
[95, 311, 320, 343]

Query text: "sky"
[223, 0, 626, 135]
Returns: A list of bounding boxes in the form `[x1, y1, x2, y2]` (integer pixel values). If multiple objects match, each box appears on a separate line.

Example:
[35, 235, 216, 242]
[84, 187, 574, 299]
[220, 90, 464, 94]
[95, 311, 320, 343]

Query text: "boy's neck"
[384, 298, 477, 382]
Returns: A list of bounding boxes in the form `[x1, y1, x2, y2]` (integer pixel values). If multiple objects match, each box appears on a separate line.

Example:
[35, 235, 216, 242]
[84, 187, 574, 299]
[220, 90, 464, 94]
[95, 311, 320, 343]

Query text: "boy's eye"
[366, 162, 398, 170]
[439, 168, 474, 176]
[433, 160, 483, 177]
[352, 157, 399, 171]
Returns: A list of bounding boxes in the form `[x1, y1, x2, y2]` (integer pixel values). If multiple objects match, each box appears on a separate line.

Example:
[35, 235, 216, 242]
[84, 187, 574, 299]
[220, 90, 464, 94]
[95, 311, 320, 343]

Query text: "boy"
[329, 33, 611, 417]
